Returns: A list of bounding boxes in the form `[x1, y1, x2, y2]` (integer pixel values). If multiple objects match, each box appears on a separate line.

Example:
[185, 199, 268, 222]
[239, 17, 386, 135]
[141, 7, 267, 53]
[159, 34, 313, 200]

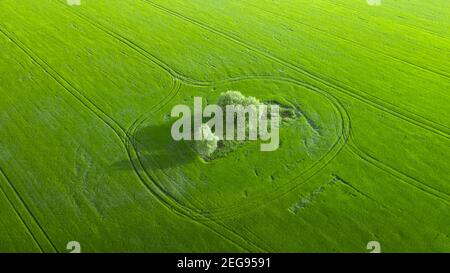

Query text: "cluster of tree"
[193, 91, 266, 157]
[193, 123, 219, 157]
[217, 90, 261, 109]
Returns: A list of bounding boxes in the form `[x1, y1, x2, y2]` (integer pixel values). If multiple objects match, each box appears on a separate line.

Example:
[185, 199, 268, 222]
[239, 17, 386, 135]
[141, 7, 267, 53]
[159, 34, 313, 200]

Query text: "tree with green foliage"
[217, 90, 260, 109]
[193, 123, 219, 157]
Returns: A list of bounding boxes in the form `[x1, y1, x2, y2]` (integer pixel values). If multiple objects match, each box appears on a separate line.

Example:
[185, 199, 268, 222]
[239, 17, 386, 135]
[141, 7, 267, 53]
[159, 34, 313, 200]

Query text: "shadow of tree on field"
[111, 122, 198, 172]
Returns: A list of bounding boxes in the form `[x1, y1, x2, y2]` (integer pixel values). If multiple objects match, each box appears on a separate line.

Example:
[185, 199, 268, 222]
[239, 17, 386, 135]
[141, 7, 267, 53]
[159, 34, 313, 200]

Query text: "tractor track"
[327, 1, 450, 42]
[0, 167, 56, 252]
[54, 0, 209, 87]
[124, 79, 267, 251]
[58, 0, 450, 140]
[142, 0, 450, 140]
[128, 76, 350, 221]
[0, 25, 265, 252]
[130, 75, 449, 220]
[346, 134, 450, 205]
[2, 1, 448, 251]
[243, 0, 450, 81]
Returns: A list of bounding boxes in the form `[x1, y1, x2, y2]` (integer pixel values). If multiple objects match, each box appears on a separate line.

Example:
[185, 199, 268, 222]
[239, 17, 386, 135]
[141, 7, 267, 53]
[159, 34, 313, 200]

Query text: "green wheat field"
[0, 0, 449, 252]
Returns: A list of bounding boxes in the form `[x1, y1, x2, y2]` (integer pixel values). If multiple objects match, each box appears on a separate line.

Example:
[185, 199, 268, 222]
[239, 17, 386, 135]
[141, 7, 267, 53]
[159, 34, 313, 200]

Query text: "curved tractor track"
[346, 134, 450, 205]
[58, 0, 450, 140]
[141, 0, 450, 140]
[242, 0, 450, 80]
[0, 26, 266, 252]
[129, 74, 449, 222]
[128, 76, 351, 221]
[2, 1, 448, 252]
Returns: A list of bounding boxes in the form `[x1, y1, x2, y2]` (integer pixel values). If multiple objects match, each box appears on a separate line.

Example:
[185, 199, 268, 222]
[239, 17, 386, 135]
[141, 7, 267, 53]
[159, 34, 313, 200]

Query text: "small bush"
[280, 108, 296, 118]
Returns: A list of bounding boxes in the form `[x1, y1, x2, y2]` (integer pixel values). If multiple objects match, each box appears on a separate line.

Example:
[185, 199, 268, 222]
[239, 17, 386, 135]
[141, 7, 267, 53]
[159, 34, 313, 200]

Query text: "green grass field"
[0, 0, 449, 252]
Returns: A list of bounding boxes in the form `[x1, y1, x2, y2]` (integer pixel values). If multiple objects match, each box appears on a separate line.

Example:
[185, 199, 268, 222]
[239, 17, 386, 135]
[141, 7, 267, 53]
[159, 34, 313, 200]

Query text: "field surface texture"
[0, 0, 449, 252]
